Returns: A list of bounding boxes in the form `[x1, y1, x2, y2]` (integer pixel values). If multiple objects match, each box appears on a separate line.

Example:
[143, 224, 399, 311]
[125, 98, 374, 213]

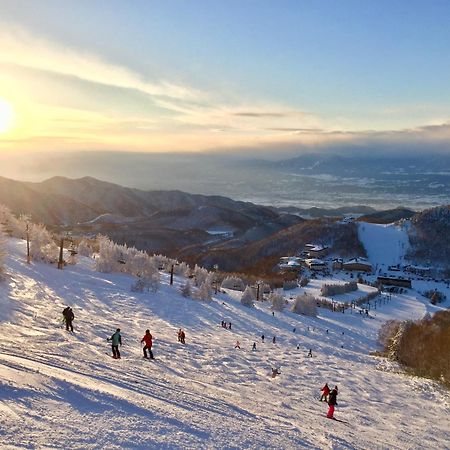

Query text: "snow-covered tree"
[221, 276, 245, 291]
[29, 224, 58, 263]
[0, 228, 6, 281]
[241, 286, 255, 307]
[196, 281, 212, 301]
[77, 238, 93, 257]
[292, 294, 317, 317]
[283, 280, 298, 290]
[180, 280, 192, 298]
[94, 235, 121, 273]
[0, 205, 28, 239]
[269, 292, 285, 311]
[173, 261, 189, 276]
[321, 281, 357, 296]
[299, 276, 310, 287]
[131, 278, 146, 293]
[146, 272, 160, 293]
[193, 264, 209, 287]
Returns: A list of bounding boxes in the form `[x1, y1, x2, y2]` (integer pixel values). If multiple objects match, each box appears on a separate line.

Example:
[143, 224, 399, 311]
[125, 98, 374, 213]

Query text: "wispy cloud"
[0, 23, 449, 154]
[0, 25, 202, 103]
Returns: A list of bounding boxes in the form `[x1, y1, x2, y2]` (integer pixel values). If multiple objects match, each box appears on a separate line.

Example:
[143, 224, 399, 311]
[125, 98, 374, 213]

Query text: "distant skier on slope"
[271, 367, 281, 378]
[307, 348, 313, 357]
[252, 342, 257, 351]
[235, 340, 241, 349]
[261, 334, 265, 343]
[62, 306, 74, 332]
[327, 386, 338, 419]
[107, 328, 122, 359]
[141, 329, 154, 359]
[272, 336, 276, 344]
[179, 329, 186, 344]
[320, 383, 330, 402]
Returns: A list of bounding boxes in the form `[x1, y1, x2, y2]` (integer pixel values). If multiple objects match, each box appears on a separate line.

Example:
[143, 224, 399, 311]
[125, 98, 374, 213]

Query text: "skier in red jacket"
[320, 383, 330, 402]
[141, 329, 154, 359]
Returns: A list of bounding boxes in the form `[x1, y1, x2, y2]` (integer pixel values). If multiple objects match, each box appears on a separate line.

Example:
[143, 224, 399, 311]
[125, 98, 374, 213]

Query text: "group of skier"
[320, 383, 339, 419]
[62, 307, 186, 360]
[62, 306, 342, 419]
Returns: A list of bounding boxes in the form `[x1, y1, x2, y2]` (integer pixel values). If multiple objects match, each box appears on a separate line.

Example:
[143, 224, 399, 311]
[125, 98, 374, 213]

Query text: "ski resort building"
[304, 244, 329, 258]
[377, 276, 412, 288]
[305, 258, 327, 271]
[278, 257, 302, 271]
[404, 265, 432, 277]
[342, 257, 372, 273]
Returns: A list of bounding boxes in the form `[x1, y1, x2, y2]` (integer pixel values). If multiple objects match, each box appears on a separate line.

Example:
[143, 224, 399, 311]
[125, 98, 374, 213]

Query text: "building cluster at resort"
[278, 243, 373, 275]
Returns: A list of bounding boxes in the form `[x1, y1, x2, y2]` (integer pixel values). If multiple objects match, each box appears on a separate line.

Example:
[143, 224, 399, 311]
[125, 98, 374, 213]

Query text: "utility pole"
[58, 237, 64, 269]
[170, 264, 174, 285]
[213, 264, 219, 294]
[256, 283, 260, 301]
[26, 223, 30, 264]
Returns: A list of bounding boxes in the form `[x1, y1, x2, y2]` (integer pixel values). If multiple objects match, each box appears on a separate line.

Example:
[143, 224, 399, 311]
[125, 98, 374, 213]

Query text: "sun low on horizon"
[0, 98, 14, 134]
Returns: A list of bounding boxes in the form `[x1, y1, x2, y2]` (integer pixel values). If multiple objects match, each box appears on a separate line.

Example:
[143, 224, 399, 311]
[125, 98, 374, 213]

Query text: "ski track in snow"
[0, 239, 449, 449]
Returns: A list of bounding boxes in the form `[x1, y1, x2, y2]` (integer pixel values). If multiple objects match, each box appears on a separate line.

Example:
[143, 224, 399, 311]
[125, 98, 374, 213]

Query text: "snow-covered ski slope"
[0, 239, 449, 450]
[358, 222, 410, 268]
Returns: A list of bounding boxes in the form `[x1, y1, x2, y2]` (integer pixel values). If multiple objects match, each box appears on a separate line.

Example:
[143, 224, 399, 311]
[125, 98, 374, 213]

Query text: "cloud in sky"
[0, 22, 449, 154]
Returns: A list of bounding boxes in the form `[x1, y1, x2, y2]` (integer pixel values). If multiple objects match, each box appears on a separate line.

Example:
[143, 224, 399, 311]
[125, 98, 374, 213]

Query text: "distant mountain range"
[0, 175, 301, 256]
[1, 151, 448, 211]
[0, 175, 448, 272]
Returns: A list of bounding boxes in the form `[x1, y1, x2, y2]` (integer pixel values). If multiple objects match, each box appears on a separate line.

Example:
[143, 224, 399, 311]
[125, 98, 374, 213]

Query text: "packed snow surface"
[0, 239, 449, 449]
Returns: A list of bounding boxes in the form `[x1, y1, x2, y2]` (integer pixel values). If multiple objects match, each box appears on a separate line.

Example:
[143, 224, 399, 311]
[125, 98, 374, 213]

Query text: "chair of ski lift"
[118, 253, 126, 264]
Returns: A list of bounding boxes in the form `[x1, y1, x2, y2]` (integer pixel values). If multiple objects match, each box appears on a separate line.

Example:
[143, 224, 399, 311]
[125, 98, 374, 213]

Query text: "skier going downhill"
[327, 386, 338, 419]
[141, 329, 154, 359]
[107, 328, 122, 359]
[62, 306, 74, 332]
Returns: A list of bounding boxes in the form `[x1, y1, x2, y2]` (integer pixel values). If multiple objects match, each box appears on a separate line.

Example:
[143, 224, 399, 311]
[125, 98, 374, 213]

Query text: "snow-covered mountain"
[1, 237, 449, 449]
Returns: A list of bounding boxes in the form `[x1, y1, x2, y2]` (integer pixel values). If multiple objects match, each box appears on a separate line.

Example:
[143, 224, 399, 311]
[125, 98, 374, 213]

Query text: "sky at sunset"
[0, 0, 449, 154]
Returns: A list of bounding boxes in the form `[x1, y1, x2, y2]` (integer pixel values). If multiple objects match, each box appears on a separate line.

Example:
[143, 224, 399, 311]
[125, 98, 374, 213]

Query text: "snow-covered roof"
[344, 257, 371, 266]
[305, 244, 327, 252]
[305, 258, 326, 266]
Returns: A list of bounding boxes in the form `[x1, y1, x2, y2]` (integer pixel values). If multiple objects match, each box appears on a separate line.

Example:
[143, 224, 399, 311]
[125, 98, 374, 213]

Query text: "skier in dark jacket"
[327, 386, 338, 418]
[62, 307, 74, 332]
[141, 329, 154, 359]
[107, 328, 122, 359]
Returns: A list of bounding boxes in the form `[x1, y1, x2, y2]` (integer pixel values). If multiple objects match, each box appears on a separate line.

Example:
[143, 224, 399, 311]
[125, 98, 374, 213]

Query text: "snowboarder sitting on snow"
[327, 386, 338, 419]
[320, 383, 330, 402]
[62, 306, 74, 332]
[141, 329, 154, 359]
[107, 328, 122, 359]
